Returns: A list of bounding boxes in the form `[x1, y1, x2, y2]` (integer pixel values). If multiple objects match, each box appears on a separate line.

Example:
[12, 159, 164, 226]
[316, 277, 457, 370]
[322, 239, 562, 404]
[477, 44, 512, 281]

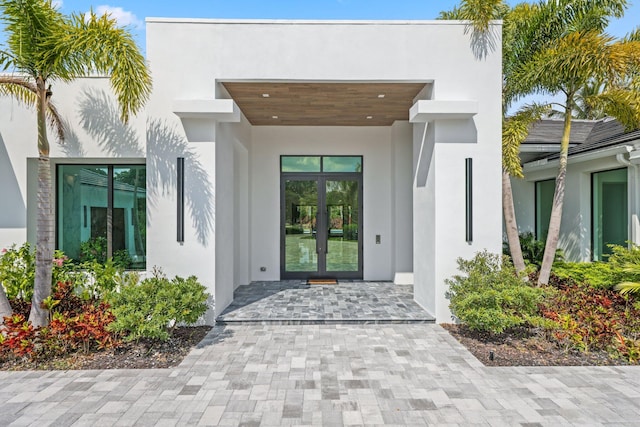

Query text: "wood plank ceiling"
[221, 82, 427, 126]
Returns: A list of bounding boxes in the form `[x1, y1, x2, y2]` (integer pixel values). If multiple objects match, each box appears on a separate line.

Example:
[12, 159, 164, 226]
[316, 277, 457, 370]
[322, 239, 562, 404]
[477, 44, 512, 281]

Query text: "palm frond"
[573, 79, 607, 119]
[0, 75, 37, 104]
[0, 75, 66, 142]
[503, 0, 628, 105]
[503, 103, 552, 178]
[46, 100, 65, 142]
[437, 7, 462, 20]
[438, 0, 507, 59]
[615, 281, 640, 295]
[506, 31, 625, 104]
[0, 49, 17, 71]
[593, 88, 640, 131]
[456, 0, 507, 33]
[0, 0, 66, 77]
[47, 10, 152, 122]
[624, 27, 640, 42]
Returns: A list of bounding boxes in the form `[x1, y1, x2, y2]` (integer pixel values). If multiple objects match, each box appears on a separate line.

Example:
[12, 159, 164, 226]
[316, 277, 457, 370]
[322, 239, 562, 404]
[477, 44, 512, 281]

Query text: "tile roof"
[523, 117, 639, 161]
[522, 119, 598, 145]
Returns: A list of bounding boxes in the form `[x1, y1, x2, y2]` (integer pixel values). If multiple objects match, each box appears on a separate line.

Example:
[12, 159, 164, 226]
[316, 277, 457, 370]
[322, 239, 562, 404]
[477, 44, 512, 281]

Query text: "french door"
[281, 174, 363, 279]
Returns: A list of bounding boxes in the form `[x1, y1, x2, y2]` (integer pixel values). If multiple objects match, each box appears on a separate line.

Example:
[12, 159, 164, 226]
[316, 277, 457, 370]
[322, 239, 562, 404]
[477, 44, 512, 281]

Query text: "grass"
[285, 234, 358, 272]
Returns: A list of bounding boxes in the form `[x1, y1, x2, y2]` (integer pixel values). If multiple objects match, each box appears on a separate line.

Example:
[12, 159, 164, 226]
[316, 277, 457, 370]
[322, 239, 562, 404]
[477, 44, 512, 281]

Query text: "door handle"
[315, 212, 321, 254]
[326, 206, 330, 254]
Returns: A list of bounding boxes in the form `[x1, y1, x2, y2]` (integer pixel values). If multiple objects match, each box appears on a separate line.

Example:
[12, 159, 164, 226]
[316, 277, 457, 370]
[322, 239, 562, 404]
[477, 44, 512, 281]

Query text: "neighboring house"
[512, 118, 640, 262]
[0, 19, 503, 323]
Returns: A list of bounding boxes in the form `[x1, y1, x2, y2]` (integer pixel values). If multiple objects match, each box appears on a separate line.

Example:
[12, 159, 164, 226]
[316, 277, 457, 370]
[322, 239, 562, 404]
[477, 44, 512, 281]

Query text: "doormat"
[308, 279, 338, 285]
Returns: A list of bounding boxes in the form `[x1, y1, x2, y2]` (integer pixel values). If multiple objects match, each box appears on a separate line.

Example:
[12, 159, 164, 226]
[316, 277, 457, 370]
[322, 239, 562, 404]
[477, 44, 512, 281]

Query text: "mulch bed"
[0, 326, 211, 371]
[442, 323, 631, 366]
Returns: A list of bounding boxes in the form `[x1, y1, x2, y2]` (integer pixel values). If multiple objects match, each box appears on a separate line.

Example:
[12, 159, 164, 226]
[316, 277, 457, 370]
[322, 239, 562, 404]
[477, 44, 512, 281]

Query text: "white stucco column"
[410, 99, 493, 322]
[172, 99, 242, 321]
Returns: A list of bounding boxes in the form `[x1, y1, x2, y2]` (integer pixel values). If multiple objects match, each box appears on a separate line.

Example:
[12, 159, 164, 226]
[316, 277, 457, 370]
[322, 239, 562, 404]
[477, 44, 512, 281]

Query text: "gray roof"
[523, 119, 598, 145]
[523, 117, 638, 161]
[546, 119, 636, 160]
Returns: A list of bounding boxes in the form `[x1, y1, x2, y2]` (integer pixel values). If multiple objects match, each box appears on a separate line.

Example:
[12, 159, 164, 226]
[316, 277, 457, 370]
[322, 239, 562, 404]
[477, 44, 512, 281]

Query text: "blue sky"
[50, 0, 640, 50]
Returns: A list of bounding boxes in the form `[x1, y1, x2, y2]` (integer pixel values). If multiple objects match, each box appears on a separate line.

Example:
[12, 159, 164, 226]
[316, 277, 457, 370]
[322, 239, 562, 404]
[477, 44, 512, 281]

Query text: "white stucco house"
[0, 19, 503, 323]
[513, 118, 640, 262]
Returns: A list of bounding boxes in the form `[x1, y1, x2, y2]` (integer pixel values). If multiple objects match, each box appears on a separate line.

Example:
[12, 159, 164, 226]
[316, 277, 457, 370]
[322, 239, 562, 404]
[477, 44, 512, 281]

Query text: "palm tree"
[509, 30, 640, 286]
[502, 104, 551, 272]
[0, 0, 151, 326]
[443, 0, 639, 284]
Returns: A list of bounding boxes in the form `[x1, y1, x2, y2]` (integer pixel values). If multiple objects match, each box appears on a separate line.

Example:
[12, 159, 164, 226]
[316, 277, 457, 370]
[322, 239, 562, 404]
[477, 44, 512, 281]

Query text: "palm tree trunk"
[0, 287, 12, 325]
[502, 170, 526, 273]
[538, 102, 573, 286]
[29, 79, 53, 327]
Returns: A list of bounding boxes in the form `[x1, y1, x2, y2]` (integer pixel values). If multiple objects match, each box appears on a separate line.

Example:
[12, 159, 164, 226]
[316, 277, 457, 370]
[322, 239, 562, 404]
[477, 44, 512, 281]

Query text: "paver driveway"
[1, 324, 639, 426]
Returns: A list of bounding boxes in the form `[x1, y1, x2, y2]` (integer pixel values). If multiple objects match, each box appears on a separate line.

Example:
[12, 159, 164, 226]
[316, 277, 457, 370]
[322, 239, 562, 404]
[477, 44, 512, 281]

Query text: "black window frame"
[55, 163, 146, 268]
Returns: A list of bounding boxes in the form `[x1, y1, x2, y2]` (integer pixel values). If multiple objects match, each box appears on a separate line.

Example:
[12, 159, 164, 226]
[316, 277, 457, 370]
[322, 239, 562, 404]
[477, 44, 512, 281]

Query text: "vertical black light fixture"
[465, 158, 473, 243]
[107, 166, 114, 259]
[177, 157, 185, 243]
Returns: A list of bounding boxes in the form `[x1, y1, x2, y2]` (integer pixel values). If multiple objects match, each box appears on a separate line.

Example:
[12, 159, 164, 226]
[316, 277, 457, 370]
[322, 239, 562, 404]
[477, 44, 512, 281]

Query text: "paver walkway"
[217, 281, 435, 324]
[1, 324, 639, 426]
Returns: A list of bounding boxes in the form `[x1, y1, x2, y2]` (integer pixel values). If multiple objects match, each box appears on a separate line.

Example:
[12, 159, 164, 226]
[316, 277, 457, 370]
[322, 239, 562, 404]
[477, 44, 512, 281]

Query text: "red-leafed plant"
[541, 281, 640, 362]
[0, 314, 36, 357]
[1, 281, 118, 361]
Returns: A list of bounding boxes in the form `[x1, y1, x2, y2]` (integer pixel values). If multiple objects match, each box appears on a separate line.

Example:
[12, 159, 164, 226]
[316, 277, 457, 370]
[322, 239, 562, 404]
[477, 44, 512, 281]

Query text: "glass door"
[325, 178, 360, 273]
[282, 179, 319, 274]
[281, 175, 362, 279]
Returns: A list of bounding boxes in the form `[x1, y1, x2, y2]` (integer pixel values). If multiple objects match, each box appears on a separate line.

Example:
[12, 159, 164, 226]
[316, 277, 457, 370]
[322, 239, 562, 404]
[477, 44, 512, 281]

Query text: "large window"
[592, 168, 628, 261]
[57, 165, 146, 269]
[535, 179, 555, 240]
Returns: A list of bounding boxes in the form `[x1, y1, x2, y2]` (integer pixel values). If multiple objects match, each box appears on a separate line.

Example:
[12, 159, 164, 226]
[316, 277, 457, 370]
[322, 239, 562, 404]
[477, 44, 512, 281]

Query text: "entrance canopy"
[220, 81, 429, 126]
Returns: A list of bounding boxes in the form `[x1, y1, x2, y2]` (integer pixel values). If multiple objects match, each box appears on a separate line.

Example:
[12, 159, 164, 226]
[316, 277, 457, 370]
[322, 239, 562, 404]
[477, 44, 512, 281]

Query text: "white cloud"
[93, 5, 142, 28]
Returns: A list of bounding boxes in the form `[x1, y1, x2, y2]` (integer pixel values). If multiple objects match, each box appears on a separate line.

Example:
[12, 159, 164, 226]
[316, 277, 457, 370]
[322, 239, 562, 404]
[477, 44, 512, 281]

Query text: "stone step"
[215, 317, 436, 326]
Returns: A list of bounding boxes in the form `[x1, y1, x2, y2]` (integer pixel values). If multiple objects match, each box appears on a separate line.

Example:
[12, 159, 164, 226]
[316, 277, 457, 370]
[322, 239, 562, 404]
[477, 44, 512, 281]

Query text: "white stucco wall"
[509, 178, 535, 237]
[0, 78, 147, 252]
[517, 148, 638, 262]
[392, 121, 414, 279]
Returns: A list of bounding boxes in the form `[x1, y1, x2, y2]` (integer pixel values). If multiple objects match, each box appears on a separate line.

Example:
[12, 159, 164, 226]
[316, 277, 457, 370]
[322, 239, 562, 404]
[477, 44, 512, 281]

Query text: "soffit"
[221, 82, 427, 126]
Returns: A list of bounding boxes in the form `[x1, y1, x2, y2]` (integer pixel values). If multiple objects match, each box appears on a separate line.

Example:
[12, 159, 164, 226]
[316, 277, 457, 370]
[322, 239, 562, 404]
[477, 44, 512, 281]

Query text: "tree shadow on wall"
[75, 88, 214, 245]
[58, 119, 86, 158]
[0, 133, 26, 228]
[466, 24, 500, 61]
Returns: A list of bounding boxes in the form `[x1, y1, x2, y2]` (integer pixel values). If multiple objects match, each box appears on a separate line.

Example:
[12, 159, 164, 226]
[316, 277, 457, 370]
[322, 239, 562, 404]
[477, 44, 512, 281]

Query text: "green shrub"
[446, 251, 546, 334]
[76, 259, 130, 299]
[0, 243, 35, 299]
[608, 244, 640, 285]
[107, 270, 209, 341]
[550, 245, 640, 290]
[0, 244, 79, 300]
[503, 232, 564, 267]
[519, 232, 546, 266]
[551, 261, 615, 288]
